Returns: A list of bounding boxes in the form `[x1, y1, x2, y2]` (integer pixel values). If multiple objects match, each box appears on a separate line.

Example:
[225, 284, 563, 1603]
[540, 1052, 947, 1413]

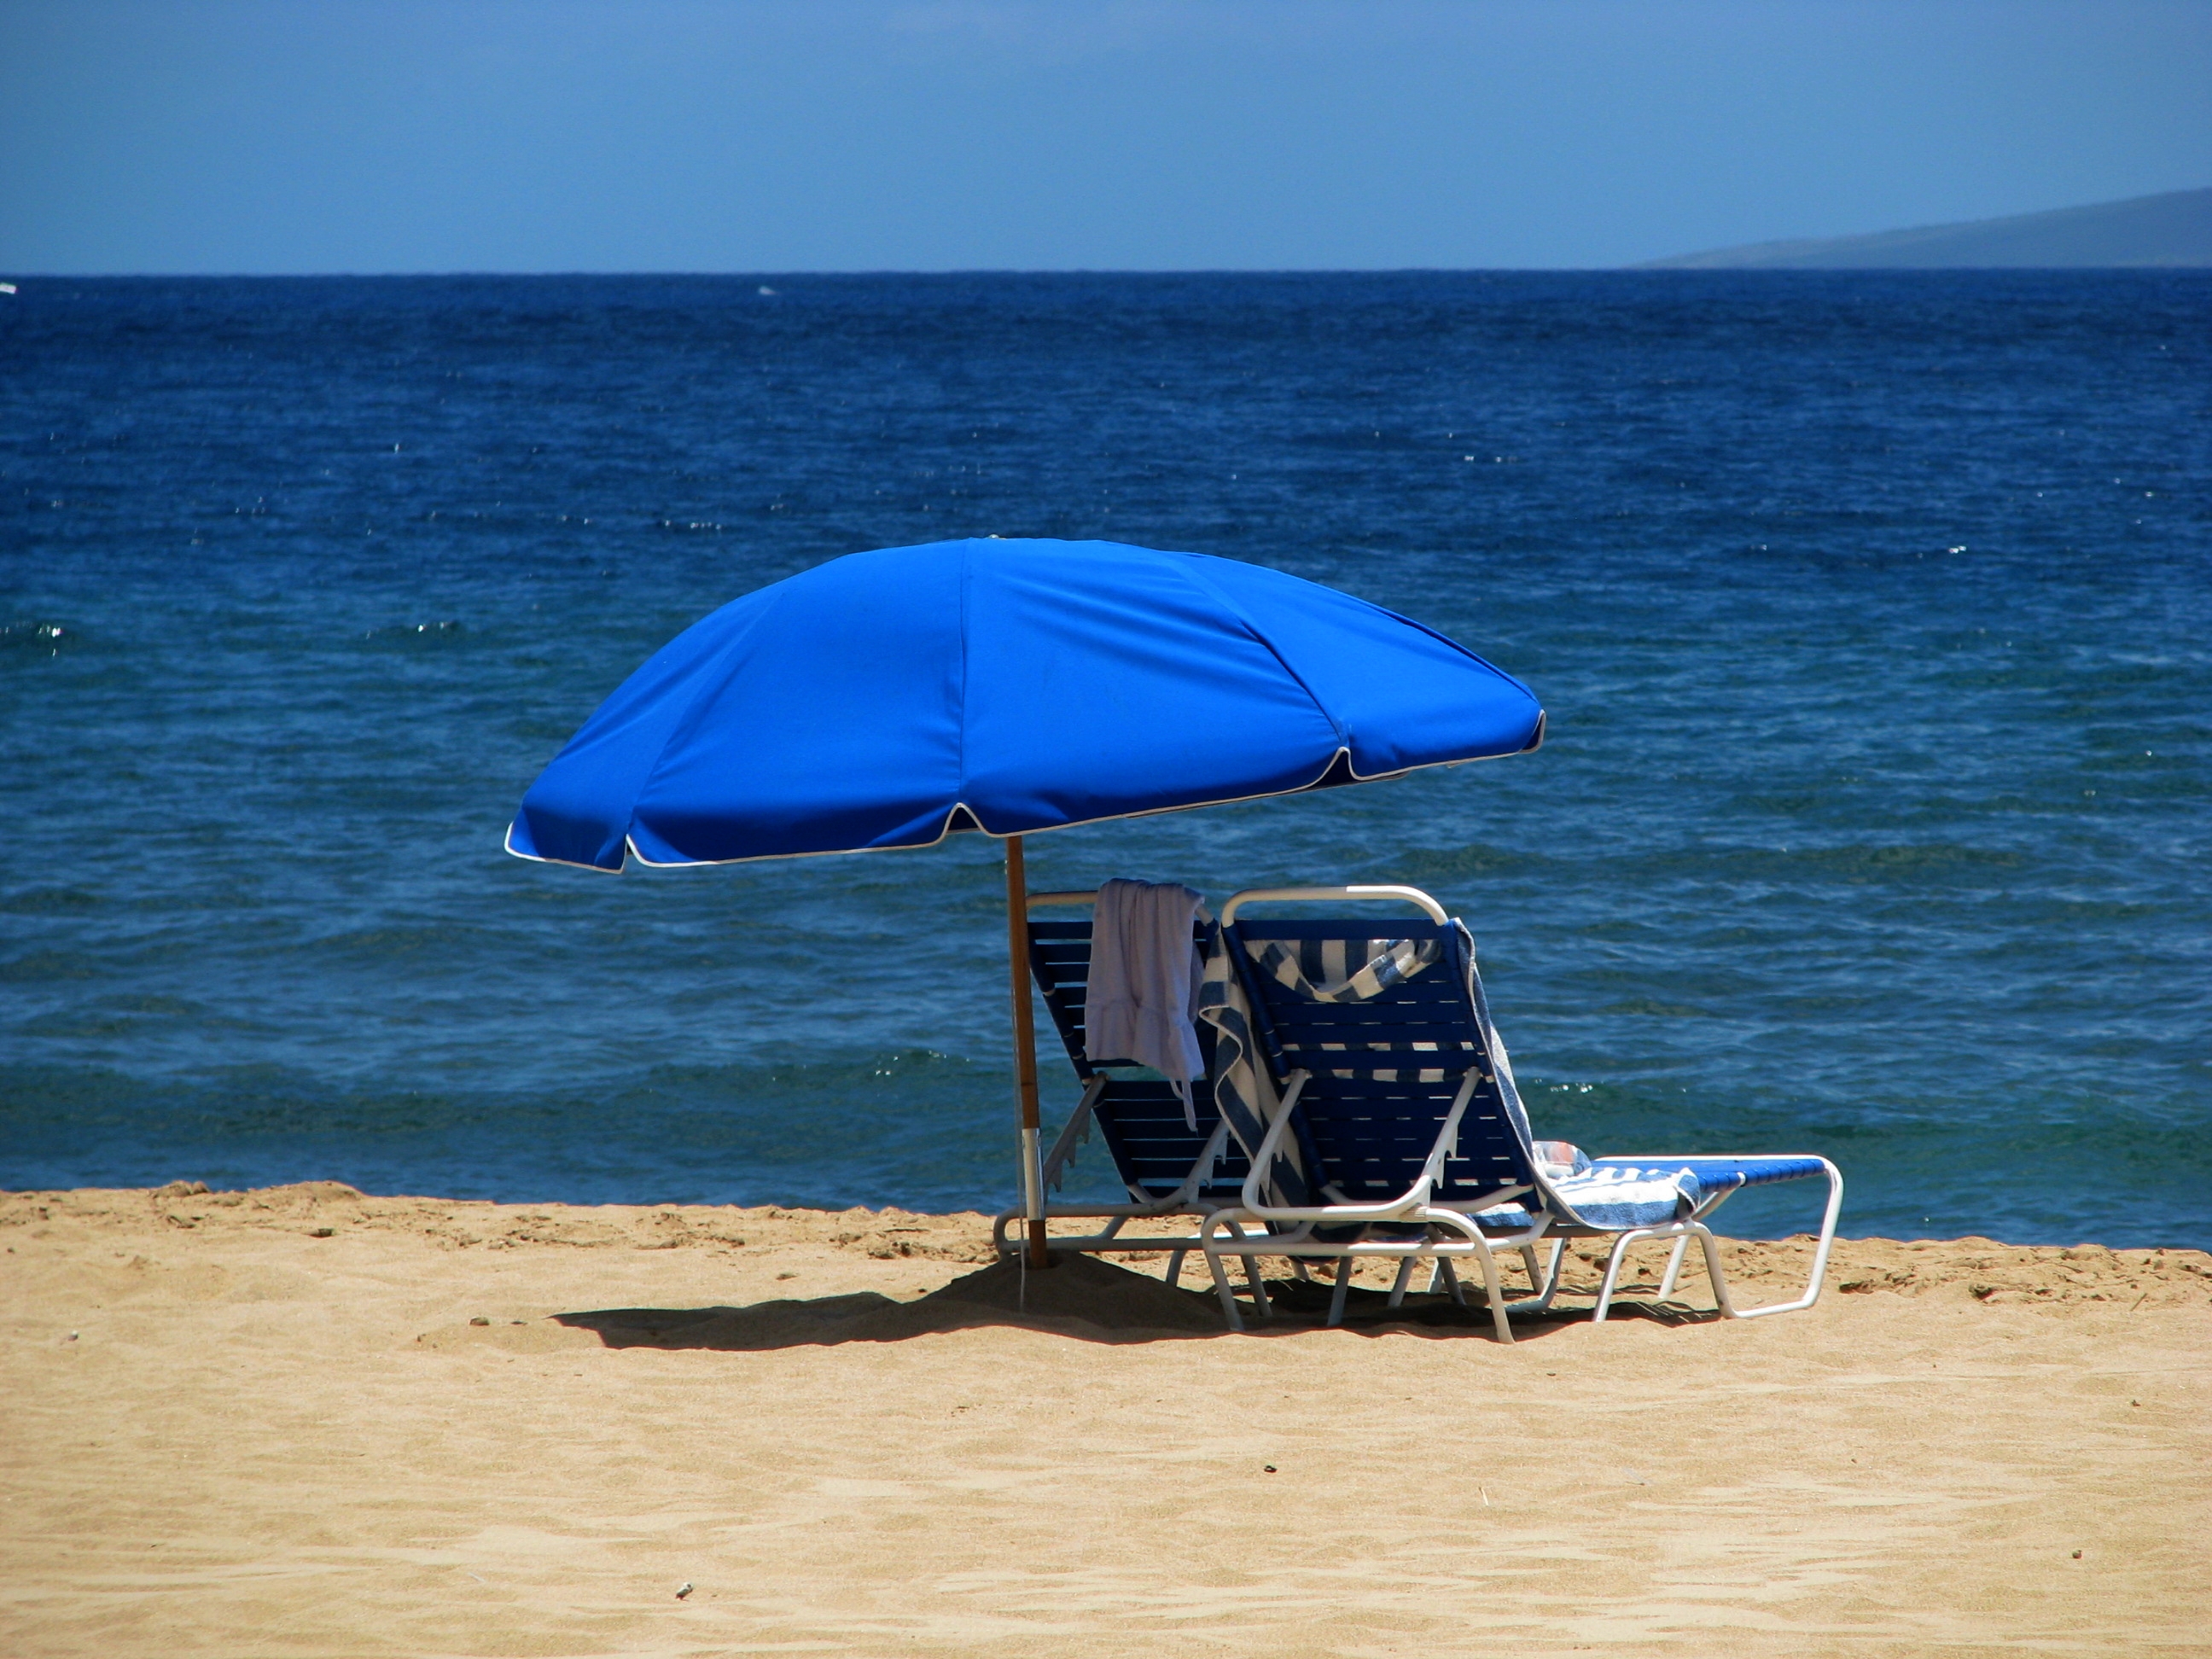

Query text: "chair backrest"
[1026, 917, 1248, 1204]
[1224, 917, 1539, 1209]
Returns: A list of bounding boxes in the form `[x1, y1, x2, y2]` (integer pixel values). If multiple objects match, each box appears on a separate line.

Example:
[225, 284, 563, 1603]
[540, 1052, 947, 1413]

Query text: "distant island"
[1639, 186, 2210, 269]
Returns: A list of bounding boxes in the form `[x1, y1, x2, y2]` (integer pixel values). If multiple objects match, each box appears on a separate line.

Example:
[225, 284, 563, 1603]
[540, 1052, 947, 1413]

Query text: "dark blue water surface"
[3, 272, 2207, 1247]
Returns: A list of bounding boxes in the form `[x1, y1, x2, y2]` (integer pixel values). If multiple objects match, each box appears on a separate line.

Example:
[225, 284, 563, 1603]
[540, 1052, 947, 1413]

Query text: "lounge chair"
[988, 890, 1251, 1287]
[1195, 886, 1842, 1339]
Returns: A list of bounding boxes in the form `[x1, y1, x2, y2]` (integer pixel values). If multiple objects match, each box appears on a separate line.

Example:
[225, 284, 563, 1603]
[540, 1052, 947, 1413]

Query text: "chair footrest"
[1592, 1155, 1830, 1190]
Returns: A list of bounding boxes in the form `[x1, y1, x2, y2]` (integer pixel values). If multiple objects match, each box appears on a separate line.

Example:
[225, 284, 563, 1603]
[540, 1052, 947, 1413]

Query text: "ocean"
[3, 271, 2206, 1249]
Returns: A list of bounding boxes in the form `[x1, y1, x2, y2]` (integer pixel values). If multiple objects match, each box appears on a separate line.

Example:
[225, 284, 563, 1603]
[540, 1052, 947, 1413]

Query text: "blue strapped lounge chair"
[1196, 885, 1842, 1340]
[989, 891, 1250, 1284]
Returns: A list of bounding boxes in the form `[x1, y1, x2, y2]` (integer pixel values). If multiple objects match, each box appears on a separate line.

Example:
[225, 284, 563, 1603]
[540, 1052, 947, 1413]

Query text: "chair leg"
[1505, 1239, 1564, 1314]
[1164, 1249, 1186, 1290]
[1326, 1260, 1353, 1327]
[1207, 1247, 1247, 1332]
[1437, 1258, 1466, 1307]
[1470, 1241, 1514, 1343]
[1593, 1230, 1658, 1324]
[1716, 1161, 1845, 1319]
[1387, 1256, 1417, 1308]
[1289, 1259, 1313, 1283]
[1658, 1236, 1691, 1301]
[1697, 1224, 1739, 1318]
[1243, 1252, 1272, 1319]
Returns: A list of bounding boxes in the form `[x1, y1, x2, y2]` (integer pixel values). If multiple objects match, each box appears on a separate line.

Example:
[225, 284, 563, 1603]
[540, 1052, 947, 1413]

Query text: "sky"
[1, 0, 2208, 273]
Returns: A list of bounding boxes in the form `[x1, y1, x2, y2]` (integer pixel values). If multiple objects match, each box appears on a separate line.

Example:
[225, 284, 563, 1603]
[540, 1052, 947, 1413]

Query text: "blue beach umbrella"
[508, 538, 1544, 1262]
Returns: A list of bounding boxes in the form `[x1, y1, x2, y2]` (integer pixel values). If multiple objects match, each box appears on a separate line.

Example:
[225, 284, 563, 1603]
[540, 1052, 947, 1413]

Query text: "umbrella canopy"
[506, 538, 1543, 872]
[506, 537, 1545, 1267]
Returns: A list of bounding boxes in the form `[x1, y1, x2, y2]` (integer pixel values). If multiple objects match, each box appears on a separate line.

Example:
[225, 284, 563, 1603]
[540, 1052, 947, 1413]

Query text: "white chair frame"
[1196, 886, 1846, 1338]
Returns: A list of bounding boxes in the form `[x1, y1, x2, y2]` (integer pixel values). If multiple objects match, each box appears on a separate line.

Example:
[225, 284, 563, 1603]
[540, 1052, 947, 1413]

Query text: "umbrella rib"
[1179, 556, 1349, 754]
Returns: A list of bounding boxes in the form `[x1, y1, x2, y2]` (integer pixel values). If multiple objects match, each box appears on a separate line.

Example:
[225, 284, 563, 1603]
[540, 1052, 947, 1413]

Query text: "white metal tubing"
[1471, 1237, 1513, 1342]
[1231, 1217, 1272, 1318]
[1039, 1074, 1108, 1190]
[1417, 1068, 1487, 1193]
[1231, 1190, 1534, 1230]
[992, 1202, 1144, 1257]
[1199, 1208, 1546, 1263]
[1170, 1120, 1234, 1204]
[1416, 1210, 1516, 1341]
[1688, 1185, 1739, 1225]
[990, 1207, 1226, 1256]
[1570, 1155, 1842, 1323]
[1589, 1222, 1735, 1323]
[1235, 1073, 1523, 1227]
[1658, 1236, 1691, 1300]
[1526, 1243, 1557, 1300]
[1220, 884, 1449, 925]
[1695, 1225, 1737, 1315]
[1237, 1070, 1311, 1212]
[1200, 1213, 1277, 1330]
[1628, 1156, 1842, 1319]
[1244, 1254, 1272, 1317]
[1505, 1240, 1565, 1315]
[1243, 1234, 1503, 1261]
[1592, 1225, 1669, 1323]
[1198, 1204, 1532, 1339]
[1201, 1213, 1275, 1330]
[1724, 1159, 1845, 1318]
[1207, 1238, 1243, 1330]
[1387, 1257, 1417, 1307]
[989, 1196, 1205, 1240]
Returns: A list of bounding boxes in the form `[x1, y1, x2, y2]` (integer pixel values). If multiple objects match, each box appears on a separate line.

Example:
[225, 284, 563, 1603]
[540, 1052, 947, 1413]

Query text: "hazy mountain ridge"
[1640, 187, 2210, 269]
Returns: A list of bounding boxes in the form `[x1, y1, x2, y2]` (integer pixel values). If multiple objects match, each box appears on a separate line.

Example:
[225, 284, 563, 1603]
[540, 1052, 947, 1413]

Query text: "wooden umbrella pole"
[1004, 834, 1052, 1268]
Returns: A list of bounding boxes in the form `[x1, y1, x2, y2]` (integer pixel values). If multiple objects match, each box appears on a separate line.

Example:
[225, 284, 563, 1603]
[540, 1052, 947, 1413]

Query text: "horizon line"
[7, 265, 2207, 280]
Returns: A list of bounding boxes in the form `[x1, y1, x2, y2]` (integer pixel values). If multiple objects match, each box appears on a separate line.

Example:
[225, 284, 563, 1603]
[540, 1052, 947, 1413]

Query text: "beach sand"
[3, 1183, 2205, 1657]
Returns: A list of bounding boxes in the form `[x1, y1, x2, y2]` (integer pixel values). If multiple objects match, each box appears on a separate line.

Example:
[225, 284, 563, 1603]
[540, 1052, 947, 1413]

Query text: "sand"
[3, 1183, 2206, 1657]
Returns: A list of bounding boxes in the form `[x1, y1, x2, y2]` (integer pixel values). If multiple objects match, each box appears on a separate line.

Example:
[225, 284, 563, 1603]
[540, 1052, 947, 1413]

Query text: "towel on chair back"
[1085, 879, 1208, 1125]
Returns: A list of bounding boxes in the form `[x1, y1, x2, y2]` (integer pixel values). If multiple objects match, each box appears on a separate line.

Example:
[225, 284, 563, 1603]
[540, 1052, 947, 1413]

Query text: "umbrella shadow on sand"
[552, 1253, 1711, 1350]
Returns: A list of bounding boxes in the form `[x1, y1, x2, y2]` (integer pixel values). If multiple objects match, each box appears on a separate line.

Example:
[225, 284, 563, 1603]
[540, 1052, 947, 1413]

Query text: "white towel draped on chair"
[1086, 878, 1209, 1126]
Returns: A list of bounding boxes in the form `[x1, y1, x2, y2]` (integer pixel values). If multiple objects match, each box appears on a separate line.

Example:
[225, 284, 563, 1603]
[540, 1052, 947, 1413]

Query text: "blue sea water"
[3, 271, 2206, 1249]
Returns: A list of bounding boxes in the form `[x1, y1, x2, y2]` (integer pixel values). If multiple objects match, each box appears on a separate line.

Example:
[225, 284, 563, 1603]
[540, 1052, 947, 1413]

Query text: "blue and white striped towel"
[1479, 1140, 1703, 1231]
